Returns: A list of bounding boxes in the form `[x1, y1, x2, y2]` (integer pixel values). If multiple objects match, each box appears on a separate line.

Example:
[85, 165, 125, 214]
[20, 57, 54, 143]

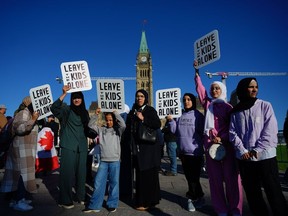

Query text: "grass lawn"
[277, 144, 288, 171]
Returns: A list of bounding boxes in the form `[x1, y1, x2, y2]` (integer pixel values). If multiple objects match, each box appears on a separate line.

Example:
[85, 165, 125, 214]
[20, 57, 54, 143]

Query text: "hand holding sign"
[60, 60, 92, 93]
[156, 88, 182, 119]
[194, 30, 220, 69]
[96, 79, 125, 112]
[29, 84, 53, 120]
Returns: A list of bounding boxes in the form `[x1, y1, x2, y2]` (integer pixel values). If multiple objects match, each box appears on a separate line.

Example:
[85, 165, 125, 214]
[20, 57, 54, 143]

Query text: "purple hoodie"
[229, 99, 278, 160]
[169, 109, 204, 156]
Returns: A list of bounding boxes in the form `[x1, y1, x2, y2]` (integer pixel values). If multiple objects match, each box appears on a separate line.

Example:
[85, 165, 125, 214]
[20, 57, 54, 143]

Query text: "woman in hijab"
[51, 85, 89, 209]
[230, 78, 288, 216]
[124, 89, 161, 211]
[1, 96, 39, 211]
[166, 92, 205, 212]
[194, 61, 243, 216]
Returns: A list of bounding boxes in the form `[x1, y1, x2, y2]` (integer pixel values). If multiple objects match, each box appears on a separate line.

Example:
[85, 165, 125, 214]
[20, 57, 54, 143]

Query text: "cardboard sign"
[60, 60, 92, 92]
[156, 88, 182, 119]
[194, 30, 220, 69]
[96, 79, 125, 112]
[29, 84, 53, 120]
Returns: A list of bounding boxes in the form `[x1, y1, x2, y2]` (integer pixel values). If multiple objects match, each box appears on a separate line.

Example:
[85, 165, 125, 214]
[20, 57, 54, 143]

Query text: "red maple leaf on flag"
[38, 130, 54, 151]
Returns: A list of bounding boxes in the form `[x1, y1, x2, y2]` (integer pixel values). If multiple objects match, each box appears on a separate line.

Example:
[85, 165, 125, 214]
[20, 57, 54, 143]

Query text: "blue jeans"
[166, 141, 177, 174]
[88, 161, 120, 210]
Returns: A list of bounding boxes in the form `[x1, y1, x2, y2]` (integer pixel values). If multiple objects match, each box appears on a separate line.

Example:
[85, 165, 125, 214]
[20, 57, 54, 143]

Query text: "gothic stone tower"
[136, 31, 153, 106]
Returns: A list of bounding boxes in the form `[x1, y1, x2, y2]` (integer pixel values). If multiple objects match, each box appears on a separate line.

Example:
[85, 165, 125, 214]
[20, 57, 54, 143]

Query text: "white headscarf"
[204, 81, 227, 137]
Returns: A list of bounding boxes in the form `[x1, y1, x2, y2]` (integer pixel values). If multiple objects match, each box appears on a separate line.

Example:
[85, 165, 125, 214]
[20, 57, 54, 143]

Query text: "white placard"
[29, 84, 53, 120]
[60, 60, 92, 92]
[194, 29, 221, 69]
[96, 79, 125, 112]
[156, 88, 182, 119]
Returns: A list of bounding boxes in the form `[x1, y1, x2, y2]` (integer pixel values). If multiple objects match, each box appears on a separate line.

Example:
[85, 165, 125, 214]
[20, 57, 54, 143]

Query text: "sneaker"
[24, 198, 32, 204]
[77, 201, 85, 205]
[107, 207, 116, 212]
[9, 198, 32, 207]
[187, 199, 195, 212]
[193, 197, 205, 209]
[82, 208, 100, 213]
[13, 200, 33, 211]
[58, 203, 75, 209]
[165, 171, 177, 176]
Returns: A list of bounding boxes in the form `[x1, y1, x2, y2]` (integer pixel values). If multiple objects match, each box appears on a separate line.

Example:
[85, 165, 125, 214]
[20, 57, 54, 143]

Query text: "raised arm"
[193, 60, 210, 110]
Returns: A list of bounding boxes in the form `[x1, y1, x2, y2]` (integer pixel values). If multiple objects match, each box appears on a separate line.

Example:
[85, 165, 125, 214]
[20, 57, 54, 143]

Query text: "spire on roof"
[139, 30, 149, 54]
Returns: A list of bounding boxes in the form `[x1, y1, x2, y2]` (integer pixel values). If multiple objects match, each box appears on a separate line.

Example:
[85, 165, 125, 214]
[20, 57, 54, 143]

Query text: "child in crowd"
[83, 110, 126, 213]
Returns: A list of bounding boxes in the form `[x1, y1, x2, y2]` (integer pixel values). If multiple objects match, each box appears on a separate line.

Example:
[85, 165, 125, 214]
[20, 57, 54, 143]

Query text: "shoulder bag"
[138, 123, 157, 143]
[208, 143, 226, 161]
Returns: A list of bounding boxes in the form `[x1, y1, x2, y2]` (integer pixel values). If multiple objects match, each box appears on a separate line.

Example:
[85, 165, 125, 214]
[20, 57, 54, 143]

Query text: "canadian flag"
[35, 127, 60, 173]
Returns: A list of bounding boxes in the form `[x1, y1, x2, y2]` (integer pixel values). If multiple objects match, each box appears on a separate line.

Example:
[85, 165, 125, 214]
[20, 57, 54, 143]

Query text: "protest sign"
[156, 88, 182, 119]
[194, 30, 220, 69]
[29, 84, 53, 120]
[96, 79, 125, 112]
[60, 60, 92, 92]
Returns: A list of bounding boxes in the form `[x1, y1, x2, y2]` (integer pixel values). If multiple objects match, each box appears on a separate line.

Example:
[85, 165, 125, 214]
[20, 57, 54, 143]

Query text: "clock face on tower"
[141, 56, 147, 62]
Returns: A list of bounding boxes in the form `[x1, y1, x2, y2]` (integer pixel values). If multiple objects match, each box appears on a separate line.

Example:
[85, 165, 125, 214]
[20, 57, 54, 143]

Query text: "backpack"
[0, 118, 14, 152]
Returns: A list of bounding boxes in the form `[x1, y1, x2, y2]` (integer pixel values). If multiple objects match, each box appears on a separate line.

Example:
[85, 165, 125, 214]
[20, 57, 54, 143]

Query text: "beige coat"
[1, 107, 38, 193]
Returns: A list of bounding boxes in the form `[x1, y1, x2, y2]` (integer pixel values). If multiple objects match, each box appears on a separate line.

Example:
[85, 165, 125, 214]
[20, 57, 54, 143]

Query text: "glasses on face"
[136, 95, 145, 99]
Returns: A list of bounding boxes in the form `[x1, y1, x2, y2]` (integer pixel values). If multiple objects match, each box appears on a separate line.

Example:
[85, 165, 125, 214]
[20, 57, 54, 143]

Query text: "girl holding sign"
[166, 93, 205, 212]
[82, 110, 126, 213]
[194, 61, 243, 216]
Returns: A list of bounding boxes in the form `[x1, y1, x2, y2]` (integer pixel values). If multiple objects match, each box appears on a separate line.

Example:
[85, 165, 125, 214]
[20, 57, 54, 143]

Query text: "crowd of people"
[0, 67, 288, 215]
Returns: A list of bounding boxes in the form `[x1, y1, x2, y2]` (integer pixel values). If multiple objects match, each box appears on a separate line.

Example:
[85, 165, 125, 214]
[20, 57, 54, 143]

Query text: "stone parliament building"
[88, 30, 204, 117]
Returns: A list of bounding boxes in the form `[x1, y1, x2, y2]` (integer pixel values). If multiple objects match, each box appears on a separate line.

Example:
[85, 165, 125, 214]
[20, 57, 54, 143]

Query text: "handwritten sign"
[29, 84, 53, 120]
[96, 79, 125, 112]
[194, 30, 220, 69]
[60, 60, 92, 92]
[156, 88, 182, 119]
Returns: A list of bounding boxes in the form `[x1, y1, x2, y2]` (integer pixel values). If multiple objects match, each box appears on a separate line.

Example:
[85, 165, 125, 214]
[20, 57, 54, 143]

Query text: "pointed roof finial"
[140, 20, 148, 53]
[142, 19, 147, 31]
[139, 31, 148, 53]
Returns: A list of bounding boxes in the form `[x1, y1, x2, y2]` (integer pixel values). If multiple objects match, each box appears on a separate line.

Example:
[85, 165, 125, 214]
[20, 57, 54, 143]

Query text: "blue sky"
[0, 0, 288, 129]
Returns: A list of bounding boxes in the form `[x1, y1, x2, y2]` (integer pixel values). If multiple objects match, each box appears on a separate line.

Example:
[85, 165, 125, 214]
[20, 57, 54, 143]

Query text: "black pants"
[238, 157, 288, 216]
[180, 155, 204, 201]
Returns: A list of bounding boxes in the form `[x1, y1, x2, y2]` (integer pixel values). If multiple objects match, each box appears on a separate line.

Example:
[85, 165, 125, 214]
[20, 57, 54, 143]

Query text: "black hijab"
[183, 93, 197, 112]
[70, 91, 89, 127]
[231, 77, 258, 113]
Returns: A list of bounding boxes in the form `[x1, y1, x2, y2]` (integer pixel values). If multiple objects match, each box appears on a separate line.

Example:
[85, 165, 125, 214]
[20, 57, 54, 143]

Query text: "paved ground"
[1, 156, 288, 216]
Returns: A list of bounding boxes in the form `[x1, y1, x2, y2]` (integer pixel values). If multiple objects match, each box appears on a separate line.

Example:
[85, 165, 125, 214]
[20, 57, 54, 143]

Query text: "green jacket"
[51, 98, 88, 152]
